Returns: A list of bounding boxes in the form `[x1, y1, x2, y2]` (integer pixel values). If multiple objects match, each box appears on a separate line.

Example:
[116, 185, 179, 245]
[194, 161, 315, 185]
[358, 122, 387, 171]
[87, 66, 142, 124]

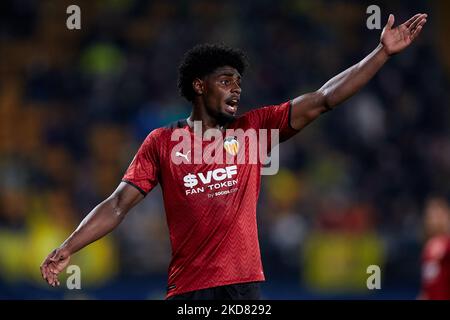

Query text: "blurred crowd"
[1, 0, 450, 298]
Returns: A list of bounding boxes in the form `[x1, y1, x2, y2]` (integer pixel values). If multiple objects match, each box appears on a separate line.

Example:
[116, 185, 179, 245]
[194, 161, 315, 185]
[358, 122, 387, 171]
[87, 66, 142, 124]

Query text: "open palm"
[381, 13, 427, 56]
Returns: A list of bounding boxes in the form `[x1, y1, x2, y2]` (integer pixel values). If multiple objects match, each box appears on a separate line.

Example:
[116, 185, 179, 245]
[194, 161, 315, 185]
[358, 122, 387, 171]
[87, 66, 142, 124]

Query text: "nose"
[231, 80, 241, 94]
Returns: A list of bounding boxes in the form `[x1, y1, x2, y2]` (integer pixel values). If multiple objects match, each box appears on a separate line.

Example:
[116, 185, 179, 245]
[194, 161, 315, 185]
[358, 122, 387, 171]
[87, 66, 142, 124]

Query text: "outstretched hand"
[381, 13, 427, 56]
[40, 247, 71, 287]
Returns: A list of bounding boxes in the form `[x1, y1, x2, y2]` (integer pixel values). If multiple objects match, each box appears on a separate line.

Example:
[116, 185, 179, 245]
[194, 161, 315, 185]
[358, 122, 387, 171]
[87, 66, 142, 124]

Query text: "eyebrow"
[218, 72, 241, 79]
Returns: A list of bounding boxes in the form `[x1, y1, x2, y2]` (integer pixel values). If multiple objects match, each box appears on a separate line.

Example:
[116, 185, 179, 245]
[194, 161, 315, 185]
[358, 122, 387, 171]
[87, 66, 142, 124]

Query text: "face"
[194, 66, 242, 124]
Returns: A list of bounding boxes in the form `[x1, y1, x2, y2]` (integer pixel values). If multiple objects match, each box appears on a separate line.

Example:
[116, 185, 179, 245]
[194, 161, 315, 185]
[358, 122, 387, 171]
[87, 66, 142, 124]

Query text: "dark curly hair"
[177, 44, 248, 102]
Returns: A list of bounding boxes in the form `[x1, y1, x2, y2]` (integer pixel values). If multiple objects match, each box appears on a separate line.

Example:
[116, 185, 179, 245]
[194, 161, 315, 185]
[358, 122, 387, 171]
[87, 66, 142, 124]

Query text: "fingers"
[410, 24, 424, 42]
[404, 13, 422, 28]
[46, 273, 59, 287]
[408, 13, 427, 32]
[43, 262, 62, 287]
[40, 249, 64, 287]
[385, 14, 395, 30]
[40, 263, 48, 281]
[41, 262, 58, 286]
[40, 252, 54, 280]
[410, 15, 427, 41]
[48, 273, 61, 287]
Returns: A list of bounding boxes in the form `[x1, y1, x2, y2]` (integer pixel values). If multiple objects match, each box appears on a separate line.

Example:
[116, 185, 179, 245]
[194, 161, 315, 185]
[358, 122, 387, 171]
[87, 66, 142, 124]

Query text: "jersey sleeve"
[246, 100, 300, 142]
[122, 130, 161, 195]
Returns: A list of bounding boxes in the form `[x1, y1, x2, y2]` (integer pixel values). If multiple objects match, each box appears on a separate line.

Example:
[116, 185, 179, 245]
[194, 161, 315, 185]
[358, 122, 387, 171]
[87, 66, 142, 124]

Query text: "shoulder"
[232, 100, 292, 130]
[164, 119, 189, 130]
[145, 119, 189, 140]
[239, 100, 291, 119]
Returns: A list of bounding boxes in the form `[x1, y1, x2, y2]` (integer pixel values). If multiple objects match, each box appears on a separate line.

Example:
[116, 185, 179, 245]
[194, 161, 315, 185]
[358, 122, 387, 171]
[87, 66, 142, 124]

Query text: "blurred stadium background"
[1, 0, 449, 299]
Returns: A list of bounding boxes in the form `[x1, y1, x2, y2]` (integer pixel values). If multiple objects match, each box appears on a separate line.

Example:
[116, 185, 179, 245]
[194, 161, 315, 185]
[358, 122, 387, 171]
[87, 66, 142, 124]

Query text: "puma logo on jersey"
[175, 151, 191, 161]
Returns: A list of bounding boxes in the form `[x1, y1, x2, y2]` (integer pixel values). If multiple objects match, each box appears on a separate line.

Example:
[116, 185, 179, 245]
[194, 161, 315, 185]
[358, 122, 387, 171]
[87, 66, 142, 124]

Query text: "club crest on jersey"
[224, 136, 239, 156]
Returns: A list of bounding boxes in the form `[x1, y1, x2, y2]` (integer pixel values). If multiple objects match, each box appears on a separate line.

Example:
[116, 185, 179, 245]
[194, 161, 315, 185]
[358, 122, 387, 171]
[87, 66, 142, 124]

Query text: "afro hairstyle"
[177, 43, 248, 102]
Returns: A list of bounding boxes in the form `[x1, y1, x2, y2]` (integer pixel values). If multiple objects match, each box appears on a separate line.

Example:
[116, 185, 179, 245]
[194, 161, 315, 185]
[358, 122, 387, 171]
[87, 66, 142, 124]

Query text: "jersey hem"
[288, 99, 301, 132]
[165, 275, 265, 299]
[121, 179, 147, 196]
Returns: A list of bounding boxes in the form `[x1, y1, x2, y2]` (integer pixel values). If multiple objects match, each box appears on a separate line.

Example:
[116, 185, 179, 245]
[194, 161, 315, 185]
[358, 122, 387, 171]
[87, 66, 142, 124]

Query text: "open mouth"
[224, 97, 239, 114]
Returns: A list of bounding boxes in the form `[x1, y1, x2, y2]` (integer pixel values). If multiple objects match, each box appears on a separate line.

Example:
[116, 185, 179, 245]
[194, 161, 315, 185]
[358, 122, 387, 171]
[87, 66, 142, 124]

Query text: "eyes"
[219, 78, 241, 87]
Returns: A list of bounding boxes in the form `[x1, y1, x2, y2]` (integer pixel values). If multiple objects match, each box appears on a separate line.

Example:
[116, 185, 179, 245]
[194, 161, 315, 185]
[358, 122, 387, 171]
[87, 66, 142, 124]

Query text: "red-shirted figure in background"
[40, 13, 427, 299]
[419, 197, 450, 300]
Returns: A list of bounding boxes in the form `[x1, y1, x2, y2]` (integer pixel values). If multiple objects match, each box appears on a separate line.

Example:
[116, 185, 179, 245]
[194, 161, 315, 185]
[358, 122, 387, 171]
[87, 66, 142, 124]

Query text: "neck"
[189, 110, 222, 130]
[189, 101, 230, 132]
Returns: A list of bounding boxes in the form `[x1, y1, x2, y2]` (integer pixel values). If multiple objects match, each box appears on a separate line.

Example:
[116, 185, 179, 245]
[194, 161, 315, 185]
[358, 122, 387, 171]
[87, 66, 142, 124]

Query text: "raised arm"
[40, 182, 144, 286]
[290, 13, 427, 130]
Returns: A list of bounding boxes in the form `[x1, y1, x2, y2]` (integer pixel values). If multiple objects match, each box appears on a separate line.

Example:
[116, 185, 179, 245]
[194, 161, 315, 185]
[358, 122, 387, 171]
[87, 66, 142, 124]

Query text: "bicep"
[290, 91, 329, 130]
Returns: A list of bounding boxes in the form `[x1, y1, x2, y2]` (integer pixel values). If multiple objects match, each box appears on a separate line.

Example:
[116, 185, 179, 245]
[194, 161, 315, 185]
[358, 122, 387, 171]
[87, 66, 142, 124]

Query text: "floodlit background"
[1, 0, 449, 299]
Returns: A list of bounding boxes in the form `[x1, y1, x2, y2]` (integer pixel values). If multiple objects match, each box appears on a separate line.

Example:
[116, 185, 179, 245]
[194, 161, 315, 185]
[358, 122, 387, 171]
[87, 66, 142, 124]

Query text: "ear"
[192, 78, 204, 96]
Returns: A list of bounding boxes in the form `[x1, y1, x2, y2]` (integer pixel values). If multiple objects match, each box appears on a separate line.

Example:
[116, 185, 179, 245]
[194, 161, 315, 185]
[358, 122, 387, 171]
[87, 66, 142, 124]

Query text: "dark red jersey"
[122, 101, 298, 298]
[421, 235, 450, 300]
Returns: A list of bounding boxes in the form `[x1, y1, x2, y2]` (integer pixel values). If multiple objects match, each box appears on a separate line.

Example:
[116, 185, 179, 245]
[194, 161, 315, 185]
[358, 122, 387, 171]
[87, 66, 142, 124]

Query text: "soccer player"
[419, 197, 450, 300]
[41, 13, 427, 299]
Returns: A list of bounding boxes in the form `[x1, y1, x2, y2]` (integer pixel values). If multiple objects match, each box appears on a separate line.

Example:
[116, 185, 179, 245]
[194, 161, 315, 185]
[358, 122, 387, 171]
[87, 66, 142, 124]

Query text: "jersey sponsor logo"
[183, 165, 237, 188]
[183, 165, 239, 196]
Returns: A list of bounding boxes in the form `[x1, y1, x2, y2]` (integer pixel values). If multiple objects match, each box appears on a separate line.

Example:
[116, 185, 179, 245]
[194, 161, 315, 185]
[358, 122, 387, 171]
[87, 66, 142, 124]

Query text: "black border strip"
[0, 300, 434, 318]
[121, 180, 147, 196]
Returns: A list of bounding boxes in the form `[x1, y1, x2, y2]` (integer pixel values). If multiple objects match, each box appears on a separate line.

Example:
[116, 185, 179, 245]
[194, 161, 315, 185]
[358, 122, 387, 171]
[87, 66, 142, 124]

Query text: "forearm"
[319, 43, 389, 109]
[59, 196, 126, 255]
[40, 183, 142, 286]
